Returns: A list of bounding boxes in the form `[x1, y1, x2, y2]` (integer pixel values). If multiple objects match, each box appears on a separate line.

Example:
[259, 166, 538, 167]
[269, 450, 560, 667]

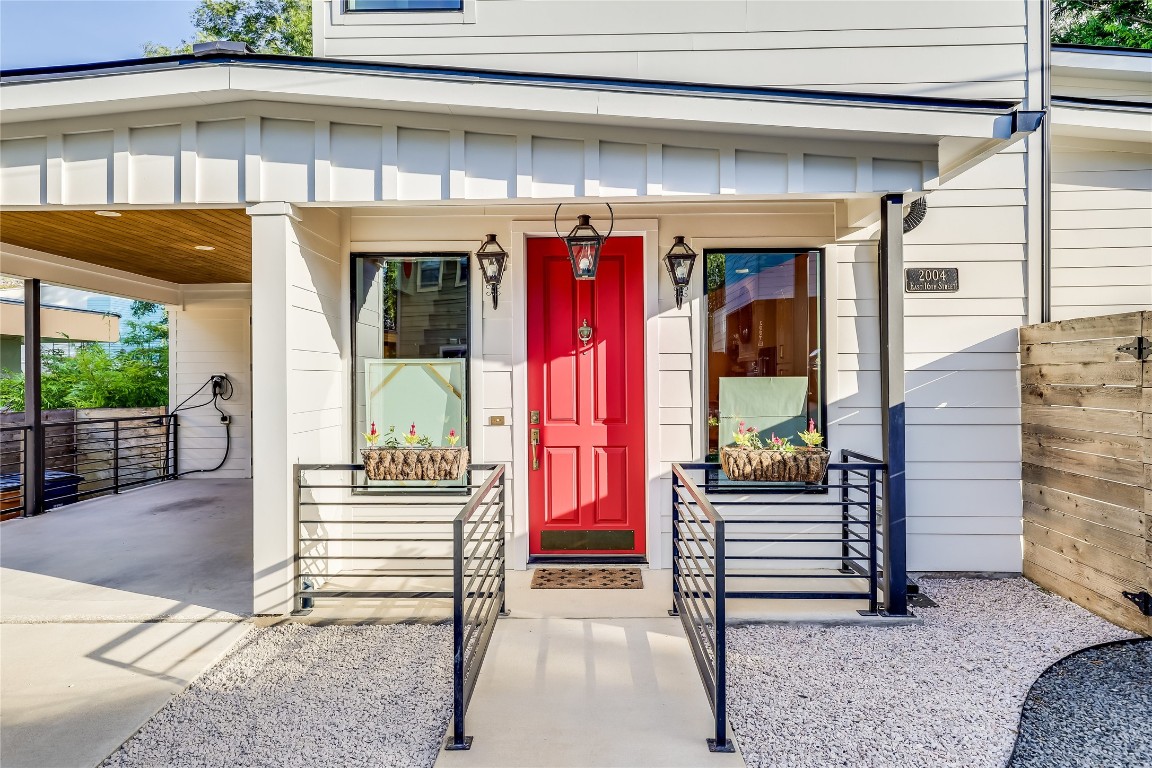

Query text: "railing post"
[709, 516, 733, 753]
[866, 468, 879, 615]
[23, 278, 43, 518]
[839, 450, 850, 573]
[447, 511, 471, 750]
[669, 471, 680, 617]
[498, 473, 508, 617]
[171, 415, 180, 477]
[112, 420, 120, 493]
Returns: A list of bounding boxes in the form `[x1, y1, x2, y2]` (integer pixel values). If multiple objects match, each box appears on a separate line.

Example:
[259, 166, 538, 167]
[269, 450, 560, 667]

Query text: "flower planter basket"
[360, 447, 469, 481]
[719, 446, 830, 483]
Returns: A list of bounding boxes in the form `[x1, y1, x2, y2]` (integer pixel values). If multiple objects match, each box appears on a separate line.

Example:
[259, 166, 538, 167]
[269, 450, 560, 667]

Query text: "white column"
[249, 202, 294, 615]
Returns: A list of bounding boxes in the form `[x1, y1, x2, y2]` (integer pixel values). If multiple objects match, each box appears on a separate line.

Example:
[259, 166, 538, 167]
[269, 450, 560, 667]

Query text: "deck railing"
[671, 450, 886, 748]
[292, 463, 507, 750]
[1, 414, 179, 517]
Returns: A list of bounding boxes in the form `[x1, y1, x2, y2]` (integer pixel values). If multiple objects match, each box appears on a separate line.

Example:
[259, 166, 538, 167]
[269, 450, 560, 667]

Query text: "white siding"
[1049, 137, 1152, 321]
[169, 288, 253, 480]
[317, 0, 1027, 100]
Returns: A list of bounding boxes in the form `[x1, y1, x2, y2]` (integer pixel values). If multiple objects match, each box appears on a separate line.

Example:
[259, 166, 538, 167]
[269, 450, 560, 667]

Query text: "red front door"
[527, 235, 646, 557]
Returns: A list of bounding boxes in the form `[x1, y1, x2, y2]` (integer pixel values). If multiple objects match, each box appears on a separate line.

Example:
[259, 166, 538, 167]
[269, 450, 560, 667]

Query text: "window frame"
[344, 0, 464, 13]
[349, 251, 473, 486]
[701, 247, 828, 485]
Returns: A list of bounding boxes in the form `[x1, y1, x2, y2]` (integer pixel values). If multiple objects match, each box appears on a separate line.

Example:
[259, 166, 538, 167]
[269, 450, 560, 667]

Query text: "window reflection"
[705, 250, 823, 458]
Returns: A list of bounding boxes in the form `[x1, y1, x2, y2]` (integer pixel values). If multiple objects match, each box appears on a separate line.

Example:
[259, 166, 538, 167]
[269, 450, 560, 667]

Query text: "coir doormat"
[530, 567, 644, 590]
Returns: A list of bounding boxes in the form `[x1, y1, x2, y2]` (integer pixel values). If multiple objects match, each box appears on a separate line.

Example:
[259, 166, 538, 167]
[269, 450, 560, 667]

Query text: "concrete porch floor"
[1, 479, 254, 768]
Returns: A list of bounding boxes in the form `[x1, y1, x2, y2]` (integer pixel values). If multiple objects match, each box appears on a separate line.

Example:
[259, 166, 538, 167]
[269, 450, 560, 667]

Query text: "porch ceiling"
[0, 209, 251, 283]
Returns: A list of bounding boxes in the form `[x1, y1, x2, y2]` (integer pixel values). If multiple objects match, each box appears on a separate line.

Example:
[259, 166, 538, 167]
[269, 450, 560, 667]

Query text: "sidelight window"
[704, 249, 825, 460]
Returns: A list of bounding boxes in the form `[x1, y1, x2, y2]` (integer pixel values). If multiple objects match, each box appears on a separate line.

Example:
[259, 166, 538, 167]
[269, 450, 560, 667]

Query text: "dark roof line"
[0, 50, 1017, 113]
[1052, 95, 1152, 112]
[1051, 43, 1152, 56]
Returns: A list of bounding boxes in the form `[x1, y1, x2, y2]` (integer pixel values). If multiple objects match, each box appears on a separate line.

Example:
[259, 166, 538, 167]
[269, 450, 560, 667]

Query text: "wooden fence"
[1020, 311, 1150, 636]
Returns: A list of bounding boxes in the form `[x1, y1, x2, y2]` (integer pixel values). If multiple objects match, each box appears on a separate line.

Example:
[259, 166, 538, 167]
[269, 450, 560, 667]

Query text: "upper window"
[705, 249, 824, 460]
[346, 0, 463, 10]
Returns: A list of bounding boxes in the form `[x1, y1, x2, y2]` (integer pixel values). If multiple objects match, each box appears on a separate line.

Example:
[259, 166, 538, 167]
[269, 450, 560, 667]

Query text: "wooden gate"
[1020, 311, 1150, 636]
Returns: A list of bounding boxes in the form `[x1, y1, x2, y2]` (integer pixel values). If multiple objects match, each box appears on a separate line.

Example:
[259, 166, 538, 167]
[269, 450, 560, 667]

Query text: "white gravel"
[100, 623, 452, 768]
[727, 578, 1137, 768]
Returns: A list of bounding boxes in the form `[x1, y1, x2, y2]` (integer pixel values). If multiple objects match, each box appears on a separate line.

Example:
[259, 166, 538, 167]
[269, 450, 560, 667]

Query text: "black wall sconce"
[475, 233, 508, 309]
[663, 235, 698, 309]
[553, 203, 614, 280]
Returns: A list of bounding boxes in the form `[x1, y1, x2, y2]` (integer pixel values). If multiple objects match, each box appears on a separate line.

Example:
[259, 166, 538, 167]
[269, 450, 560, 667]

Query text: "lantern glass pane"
[569, 240, 599, 278]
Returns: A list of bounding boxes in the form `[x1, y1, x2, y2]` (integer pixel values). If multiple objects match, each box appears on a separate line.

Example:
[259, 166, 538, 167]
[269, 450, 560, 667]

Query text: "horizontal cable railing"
[672, 451, 886, 747]
[293, 463, 507, 751]
[0, 425, 29, 520]
[1, 415, 178, 516]
[670, 463, 734, 753]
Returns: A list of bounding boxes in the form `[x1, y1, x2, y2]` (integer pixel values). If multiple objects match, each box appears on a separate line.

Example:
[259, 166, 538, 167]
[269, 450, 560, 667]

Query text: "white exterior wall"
[251, 204, 347, 614]
[1049, 136, 1152, 321]
[316, 0, 1027, 100]
[169, 287, 253, 479]
[348, 187, 1030, 572]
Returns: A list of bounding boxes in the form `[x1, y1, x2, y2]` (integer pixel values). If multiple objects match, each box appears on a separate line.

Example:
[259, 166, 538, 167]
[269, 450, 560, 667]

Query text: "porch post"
[23, 278, 43, 517]
[878, 194, 909, 616]
[249, 203, 295, 615]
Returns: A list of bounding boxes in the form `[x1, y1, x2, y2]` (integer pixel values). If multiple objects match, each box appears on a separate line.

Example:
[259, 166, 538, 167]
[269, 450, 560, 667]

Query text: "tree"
[144, 0, 312, 57]
[1052, 0, 1152, 48]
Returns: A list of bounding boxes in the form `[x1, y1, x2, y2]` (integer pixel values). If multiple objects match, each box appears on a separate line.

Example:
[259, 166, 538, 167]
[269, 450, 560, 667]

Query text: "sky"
[0, 0, 198, 70]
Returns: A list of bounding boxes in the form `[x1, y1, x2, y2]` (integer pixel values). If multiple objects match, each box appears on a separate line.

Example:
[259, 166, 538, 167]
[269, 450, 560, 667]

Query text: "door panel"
[527, 235, 646, 557]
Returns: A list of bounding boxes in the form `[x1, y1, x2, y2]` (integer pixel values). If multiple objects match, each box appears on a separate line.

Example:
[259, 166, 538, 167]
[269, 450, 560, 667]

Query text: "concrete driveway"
[1, 479, 254, 768]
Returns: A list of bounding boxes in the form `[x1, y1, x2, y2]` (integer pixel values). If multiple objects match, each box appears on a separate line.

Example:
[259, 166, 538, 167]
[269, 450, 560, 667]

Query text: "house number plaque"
[905, 267, 959, 293]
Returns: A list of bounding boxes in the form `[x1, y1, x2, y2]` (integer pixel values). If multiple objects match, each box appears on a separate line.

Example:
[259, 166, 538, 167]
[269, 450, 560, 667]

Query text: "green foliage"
[0, 304, 169, 413]
[144, 0, 312, 58]
[1052, 0, 1152, 47]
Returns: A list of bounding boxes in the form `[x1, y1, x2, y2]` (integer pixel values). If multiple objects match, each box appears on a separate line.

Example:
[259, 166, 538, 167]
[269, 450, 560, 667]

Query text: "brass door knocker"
[577, 319, 593, 345]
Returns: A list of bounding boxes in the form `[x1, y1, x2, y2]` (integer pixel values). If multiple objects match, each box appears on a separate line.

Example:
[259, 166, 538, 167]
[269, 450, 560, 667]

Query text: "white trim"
[0, 241, 182, 304]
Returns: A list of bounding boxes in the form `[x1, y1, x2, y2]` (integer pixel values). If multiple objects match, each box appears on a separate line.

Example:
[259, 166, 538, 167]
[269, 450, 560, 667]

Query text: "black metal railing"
[0, 425, 29, 520]
[670, 463, 733, 753]
[1, 414, 179, 516]
[671, 450, 886, 748]
[448, 463, 506, 751]
[293, 463, 507, 750]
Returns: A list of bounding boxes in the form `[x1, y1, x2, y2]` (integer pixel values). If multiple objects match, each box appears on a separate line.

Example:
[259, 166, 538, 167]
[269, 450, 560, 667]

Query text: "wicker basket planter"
[719, 446, 830, 483]
[360, 447, 469, 481]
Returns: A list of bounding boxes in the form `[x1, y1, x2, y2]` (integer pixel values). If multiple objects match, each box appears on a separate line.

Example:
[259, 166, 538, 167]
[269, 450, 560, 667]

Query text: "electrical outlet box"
[220, 415, 231, 425]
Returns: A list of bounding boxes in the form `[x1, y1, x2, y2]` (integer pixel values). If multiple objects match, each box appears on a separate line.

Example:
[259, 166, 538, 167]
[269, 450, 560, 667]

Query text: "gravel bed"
[101, 623, 452, 768]
[1008, 639, 1151, 768]
[727, 578, 1136, 768]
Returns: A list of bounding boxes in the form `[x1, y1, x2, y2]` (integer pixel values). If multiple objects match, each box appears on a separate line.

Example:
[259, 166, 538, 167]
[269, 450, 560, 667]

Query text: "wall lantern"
[663, 235, 698, 309]
[475, 233, 508, 309]
[553, 203, 614, 280]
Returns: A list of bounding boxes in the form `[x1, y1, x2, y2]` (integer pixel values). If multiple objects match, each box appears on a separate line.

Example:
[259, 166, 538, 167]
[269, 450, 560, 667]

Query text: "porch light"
[553, 203, 614, 281]
[475, 234, 508, 309]
[663, 236, 698, 309]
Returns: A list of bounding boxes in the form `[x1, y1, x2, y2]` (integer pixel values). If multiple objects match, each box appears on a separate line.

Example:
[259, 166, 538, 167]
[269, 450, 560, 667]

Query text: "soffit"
[0, 209, 251, 284]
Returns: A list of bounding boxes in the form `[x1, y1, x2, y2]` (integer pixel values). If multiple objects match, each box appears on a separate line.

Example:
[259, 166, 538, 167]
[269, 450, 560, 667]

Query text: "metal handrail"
[449, 463, 506, 751]
[670, 463, 733, 753]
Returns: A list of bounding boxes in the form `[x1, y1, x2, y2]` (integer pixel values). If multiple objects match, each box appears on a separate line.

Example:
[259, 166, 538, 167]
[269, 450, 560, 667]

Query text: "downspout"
[1041, 7, 1052, 322]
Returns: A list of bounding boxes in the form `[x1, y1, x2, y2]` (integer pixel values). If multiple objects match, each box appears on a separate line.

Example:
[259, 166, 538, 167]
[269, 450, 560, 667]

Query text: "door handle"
[530, 429, 540, 470]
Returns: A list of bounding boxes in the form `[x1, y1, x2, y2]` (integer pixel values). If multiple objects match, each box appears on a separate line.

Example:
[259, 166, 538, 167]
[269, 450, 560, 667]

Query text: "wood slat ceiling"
[0, 209, 252, 284]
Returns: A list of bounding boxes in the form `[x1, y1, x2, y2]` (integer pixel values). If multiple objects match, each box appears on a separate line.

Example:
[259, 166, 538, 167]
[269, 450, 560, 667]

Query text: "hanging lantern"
[474, 233, 508, 309]
[663, 235, 698, 309]
[554, 203, 614, 280]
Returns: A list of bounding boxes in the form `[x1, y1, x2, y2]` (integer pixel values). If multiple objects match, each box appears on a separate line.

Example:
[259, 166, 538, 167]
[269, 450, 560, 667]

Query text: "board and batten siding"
[835, 146, 1029, 572]
[1049, 136, 1152, 322]
[317, 0, 1028, 100]
[0, 107, 933, 208]
[252, 205, 347, 614]
[169, 287, 253, 479]
[1020, 312, 1151, 636]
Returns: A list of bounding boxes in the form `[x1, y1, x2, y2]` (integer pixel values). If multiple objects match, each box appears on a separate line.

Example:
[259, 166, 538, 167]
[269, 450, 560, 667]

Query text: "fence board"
[1019, 311, 1142, 344]
[1022, 336, 1142, 365]
[1021, 362, 1144, 386]
[1023, 482, 1144, 537]
[1020, 311, 1150, 636]
[1021, 404, 1141, 435]
[1021, 384, 1149, 410]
